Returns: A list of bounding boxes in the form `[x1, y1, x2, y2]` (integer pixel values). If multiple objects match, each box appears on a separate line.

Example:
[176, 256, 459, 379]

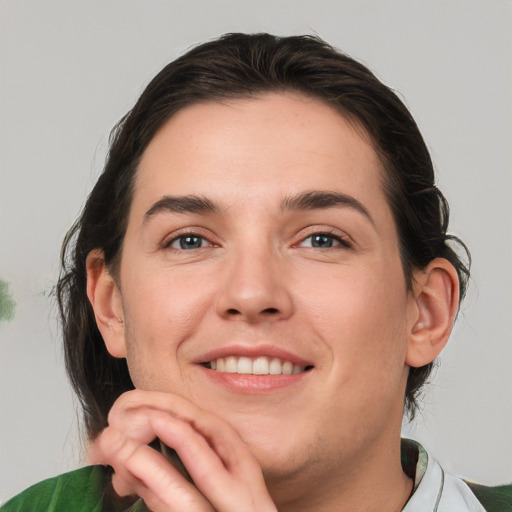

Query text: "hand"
[88, 390, 277, 512]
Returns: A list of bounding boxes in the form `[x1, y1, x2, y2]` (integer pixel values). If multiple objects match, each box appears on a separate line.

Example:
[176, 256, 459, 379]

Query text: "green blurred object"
[0, 279, 15, 322]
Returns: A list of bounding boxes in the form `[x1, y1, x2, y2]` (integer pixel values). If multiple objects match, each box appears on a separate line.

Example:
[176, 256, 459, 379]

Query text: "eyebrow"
[281, 191, 375, 225]
[144, 190, 374, 225]
[144, 195, 220, 219]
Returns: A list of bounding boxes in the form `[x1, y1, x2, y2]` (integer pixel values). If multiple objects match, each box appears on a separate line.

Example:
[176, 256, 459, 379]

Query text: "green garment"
[0, 466, 148, 512]
[468, 482, 512, 512]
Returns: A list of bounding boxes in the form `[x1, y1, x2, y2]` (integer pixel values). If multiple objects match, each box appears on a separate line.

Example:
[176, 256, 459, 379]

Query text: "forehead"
[133, 93, 387, 210]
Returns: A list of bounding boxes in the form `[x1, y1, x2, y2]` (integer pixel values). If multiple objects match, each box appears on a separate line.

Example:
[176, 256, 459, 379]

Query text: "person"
[3, 33, 510, 512]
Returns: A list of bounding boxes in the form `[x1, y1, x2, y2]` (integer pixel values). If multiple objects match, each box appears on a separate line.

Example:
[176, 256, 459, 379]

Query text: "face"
[109, 93, 417, 483]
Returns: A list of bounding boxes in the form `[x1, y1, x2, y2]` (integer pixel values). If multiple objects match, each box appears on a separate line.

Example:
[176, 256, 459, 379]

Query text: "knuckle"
[100, 427, 125, 455]
[99, 427, 141, 468]
[108, 390, 150, 425]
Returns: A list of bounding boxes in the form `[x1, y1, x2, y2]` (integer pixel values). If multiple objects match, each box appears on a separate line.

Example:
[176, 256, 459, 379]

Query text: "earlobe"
[86, 249, 127, 358]
[406, 258, 460, 368]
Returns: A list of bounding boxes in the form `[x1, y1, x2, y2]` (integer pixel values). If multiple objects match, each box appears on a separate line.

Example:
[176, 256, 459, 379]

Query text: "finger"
[115, 441, 215, 512]
[110, 391, 254, 471]
[93, 426, 214, 512]
[96, 392, 276, 511]
[150, 413, 275, 512]
[150, 412, 226, 483]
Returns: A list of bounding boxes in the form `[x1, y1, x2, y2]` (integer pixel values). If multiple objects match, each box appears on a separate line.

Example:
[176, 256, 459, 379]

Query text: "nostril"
[224, 307, 280, 318]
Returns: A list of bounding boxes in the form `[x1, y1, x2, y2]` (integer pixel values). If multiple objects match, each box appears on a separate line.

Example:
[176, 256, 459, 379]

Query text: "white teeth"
[292, 364, 303, 375]
[282, 361, 293, 375]
[225, 356, 238, 373]
[269, 358, 282, 375]
[253, 356, 269, 375]
[208, 356, 306, 375]
[238, 356, 252, 374]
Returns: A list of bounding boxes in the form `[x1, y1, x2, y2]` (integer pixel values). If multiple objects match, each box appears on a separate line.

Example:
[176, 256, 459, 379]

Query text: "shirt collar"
[401, 438, 486, 512]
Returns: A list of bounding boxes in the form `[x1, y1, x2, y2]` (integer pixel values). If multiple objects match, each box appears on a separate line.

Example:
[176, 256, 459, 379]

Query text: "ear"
[406, 258, 460, 368]
[86, 249, 127, 358]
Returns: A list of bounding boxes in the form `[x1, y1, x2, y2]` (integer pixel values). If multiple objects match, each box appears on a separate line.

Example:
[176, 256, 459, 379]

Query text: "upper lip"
[194, 344, 313, 367]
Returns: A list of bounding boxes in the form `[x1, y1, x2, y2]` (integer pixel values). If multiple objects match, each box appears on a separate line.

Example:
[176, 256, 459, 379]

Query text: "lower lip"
[200, 366, 310, 393]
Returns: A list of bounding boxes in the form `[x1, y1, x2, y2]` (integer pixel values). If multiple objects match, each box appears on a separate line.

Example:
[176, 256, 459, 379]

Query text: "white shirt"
[403, 440, 486, 512]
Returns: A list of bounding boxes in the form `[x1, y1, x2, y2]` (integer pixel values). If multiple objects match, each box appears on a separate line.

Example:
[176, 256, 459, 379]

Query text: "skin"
[87, 93, 459, 511]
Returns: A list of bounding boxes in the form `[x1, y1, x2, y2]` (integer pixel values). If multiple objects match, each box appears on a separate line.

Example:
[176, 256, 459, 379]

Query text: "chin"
[242, 426, 316, 480]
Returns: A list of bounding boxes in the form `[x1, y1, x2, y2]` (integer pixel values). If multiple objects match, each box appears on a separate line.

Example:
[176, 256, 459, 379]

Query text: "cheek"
[120, 268, 216, 388]
[124, 260, 215, 330]
[304, 262, 409, 378]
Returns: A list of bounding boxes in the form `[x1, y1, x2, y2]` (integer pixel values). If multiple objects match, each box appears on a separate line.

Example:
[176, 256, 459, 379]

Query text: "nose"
[215, 246, 294, 323]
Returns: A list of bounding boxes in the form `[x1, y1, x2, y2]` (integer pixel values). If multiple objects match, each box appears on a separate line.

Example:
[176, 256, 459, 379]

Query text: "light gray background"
[1, 0, 511, 503]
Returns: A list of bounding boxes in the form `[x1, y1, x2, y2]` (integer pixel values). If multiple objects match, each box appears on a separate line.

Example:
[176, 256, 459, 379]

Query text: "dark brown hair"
[57, 33, 470, 440]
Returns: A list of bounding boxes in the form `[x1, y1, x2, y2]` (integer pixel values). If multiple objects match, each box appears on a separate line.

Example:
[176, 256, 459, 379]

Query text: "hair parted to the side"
[57, 32, 470, 440]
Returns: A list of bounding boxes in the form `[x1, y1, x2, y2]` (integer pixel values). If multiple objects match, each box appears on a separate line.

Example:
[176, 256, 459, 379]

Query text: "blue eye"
[170, 235, 207, 250]
[310, 234, 335, 248]
[299, 233, 349, 249]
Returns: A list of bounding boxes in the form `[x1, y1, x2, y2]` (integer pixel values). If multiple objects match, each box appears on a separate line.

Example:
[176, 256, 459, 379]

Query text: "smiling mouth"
[204, 356, 313, 375]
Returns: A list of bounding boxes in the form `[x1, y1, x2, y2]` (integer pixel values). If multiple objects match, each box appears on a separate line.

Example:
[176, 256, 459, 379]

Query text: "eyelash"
[163, 229, 351, 252]
[163, 230, 216, 251]
[296, 231, 352, 250]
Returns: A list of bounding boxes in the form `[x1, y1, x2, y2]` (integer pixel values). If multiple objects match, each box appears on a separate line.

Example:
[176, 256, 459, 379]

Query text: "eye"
[168, 234, 210, 250]
[298, 233, 350, 249]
